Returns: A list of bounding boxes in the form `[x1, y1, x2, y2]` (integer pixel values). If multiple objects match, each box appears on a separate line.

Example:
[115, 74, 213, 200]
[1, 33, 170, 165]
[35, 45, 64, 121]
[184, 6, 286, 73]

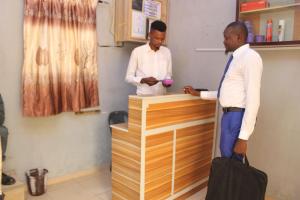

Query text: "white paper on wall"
[131, 10, 147, 39]
[144, 0, 161, 19]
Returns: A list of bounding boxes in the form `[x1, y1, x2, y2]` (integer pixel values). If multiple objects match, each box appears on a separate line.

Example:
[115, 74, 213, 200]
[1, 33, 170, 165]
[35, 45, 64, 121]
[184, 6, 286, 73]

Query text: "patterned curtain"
[22, 0, 99, 117]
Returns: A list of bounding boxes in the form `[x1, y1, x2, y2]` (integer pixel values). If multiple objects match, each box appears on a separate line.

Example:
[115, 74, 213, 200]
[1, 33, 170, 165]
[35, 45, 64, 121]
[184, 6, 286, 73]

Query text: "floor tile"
[27, 193, 53, 200]
[187, 187, 207, 200]
[97, 190, 112, 200]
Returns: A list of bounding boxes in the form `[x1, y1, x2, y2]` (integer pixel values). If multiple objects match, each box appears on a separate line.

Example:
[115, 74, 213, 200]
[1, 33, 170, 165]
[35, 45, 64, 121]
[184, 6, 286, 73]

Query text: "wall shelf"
[236, 0, 300, 48]
[240, 3, 300, 14]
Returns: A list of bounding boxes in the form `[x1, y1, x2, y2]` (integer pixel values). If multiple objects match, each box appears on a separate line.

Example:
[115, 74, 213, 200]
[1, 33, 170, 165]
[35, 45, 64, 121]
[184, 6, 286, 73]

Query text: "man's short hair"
[226, 21, 248, 41]
[150, 20, 167, 32]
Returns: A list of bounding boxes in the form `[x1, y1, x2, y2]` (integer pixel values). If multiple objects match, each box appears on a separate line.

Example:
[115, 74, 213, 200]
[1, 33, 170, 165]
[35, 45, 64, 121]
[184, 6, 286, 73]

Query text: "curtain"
[22, 0, 99, 117]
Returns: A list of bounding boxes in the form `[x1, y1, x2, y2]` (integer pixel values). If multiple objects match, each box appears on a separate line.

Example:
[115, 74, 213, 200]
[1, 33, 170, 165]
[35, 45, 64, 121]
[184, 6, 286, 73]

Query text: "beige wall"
[0, 0, 136, 180]
[249, 50, 300, 200]
[168, 0, 300, 199]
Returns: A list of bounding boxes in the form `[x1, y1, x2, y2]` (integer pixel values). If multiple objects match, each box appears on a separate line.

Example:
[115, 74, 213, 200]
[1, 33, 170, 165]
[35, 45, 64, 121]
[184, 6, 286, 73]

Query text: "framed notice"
[131, 10, 147, 39]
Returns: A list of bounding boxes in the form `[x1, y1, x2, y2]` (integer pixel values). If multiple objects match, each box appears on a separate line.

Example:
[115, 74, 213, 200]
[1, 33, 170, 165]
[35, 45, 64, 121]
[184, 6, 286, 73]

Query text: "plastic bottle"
[278, 19, 285, 42]
[266, 19, 273, 42]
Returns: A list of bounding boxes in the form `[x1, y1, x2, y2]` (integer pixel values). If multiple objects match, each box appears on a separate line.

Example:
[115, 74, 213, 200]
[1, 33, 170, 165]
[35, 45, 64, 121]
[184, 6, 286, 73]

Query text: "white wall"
[168, 0, 300, 199]
[168, 0, 236, 158]
[0, 0, 136, 180]
[168, 0, 236, 92]
[248, 50, 300, 200]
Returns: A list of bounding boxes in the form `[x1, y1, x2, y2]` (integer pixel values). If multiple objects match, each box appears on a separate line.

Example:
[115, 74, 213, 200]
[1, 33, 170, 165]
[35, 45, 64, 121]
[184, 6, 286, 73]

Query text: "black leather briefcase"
[205, 155, 268, 200]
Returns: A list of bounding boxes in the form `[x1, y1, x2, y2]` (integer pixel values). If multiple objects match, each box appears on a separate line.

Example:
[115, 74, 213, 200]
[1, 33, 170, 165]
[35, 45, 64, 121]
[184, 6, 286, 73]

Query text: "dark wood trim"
[249, 40, 300, 46]
[236, 0, 240, 21]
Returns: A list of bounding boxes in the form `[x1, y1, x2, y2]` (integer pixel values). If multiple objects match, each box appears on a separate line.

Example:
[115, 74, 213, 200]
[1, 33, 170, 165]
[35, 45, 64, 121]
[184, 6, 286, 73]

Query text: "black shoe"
[2, 173, 15, 185]
[0, 193, 5, 200]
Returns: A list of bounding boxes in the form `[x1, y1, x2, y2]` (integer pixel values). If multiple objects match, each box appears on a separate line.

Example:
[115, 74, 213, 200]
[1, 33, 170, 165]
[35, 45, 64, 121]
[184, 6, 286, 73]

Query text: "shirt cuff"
[238, 130, 250, 140]
[134, 77, 143, 85]
[200, 91, 217, 99]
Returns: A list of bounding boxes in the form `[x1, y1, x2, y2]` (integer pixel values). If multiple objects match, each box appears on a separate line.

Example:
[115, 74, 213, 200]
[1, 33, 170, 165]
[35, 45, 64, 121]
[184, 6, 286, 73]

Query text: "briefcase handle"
[231, 153, 250, 167]
[244, 155, 250, 166]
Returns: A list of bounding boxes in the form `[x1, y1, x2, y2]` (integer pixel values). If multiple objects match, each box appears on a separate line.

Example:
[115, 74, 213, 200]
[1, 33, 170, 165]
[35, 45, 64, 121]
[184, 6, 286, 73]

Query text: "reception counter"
[111, 94, 218, 200]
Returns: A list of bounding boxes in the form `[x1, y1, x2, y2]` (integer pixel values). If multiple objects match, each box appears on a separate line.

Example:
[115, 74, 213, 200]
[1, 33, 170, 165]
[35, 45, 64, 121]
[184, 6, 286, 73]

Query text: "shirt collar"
[233, 44, 249, 58]
[146, 42, 161, 53]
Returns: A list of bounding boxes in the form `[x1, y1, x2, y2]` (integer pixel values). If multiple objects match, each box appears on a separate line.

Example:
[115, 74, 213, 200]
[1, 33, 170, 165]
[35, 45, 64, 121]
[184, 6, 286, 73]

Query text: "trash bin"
[26, 168, 48, 196]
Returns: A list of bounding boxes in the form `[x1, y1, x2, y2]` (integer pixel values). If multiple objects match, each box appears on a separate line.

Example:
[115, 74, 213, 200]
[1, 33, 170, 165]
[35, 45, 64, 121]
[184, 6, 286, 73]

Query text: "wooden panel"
[114, 0, 130, 42]
[129, 109, 142, 126]
[129, 98, 143, 110]
[129, 98, 143, 128]
[112, 127, 141, 200]
[174, 163, 211, 193]
[112, 171, 140, 193]
[174, 123, 215, 193]
[112, 179, 140, 200]
[145, 181, 172, 200]
[145, 132, 173, 200]
[112, 127, 141, 147]
[146, 100, 216, 130]
[175, 181, 208, 200]
[294, 6, 300, 40]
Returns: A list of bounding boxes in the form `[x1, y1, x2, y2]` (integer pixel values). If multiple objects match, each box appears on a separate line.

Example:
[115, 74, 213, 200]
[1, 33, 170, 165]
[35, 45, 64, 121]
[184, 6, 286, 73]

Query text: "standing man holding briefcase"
[184, 21, 267, 200]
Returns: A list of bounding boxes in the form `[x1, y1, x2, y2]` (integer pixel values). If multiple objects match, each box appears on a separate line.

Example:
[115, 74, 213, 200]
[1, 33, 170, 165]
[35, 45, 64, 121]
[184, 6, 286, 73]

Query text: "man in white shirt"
[184, 21, 263, 158]
[125, 20, 172, 96]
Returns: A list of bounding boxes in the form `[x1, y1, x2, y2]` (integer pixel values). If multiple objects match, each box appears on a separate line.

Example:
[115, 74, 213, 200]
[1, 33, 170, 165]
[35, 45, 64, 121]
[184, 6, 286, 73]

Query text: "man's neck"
[149, 43, 159, 52]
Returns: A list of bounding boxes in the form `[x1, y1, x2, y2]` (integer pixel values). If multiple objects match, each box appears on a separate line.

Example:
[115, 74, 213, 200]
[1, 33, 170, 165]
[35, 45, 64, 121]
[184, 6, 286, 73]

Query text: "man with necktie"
[184, 21, 263, 158]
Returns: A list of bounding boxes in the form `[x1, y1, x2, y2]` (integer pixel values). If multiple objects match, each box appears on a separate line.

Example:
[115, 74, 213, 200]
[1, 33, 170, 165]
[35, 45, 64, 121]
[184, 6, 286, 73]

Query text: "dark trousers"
[0, 126, 8, 161]
[220, 110, 245, 158]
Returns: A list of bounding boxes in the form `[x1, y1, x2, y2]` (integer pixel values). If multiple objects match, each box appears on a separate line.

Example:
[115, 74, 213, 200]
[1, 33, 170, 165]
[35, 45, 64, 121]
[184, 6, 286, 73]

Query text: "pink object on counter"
[162, 79, 174, 86]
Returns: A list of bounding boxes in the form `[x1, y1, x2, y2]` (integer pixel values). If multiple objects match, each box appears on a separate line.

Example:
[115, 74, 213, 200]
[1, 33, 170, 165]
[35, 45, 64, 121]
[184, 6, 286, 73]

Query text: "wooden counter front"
[112, 94, 217, 200]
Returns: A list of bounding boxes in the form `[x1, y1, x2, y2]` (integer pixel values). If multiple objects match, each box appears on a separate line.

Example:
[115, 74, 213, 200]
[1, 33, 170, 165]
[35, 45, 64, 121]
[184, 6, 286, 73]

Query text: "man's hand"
[233, 139, 247, 155]
[183, 86, 200, 96]
[141, 77, 159, 86]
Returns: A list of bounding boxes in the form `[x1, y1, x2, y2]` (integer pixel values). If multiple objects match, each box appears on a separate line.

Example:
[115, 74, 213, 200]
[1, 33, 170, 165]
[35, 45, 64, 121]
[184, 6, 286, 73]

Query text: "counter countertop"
[110, 123, 128, 132]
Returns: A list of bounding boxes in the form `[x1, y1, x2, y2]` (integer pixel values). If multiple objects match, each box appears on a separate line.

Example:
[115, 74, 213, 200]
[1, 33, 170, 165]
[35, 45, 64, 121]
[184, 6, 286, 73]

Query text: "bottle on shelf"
[266, 19, 273, 42]
[244, 20, 254, 43]
[278, 19, 285, 42]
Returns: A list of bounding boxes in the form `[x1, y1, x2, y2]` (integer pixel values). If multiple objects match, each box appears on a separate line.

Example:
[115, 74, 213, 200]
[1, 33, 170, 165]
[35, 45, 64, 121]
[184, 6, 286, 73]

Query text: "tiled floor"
[26, 168, 206, 200]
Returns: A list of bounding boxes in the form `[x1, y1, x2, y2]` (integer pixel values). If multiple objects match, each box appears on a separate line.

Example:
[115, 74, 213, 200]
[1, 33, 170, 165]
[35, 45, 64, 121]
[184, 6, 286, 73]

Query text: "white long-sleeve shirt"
[201, 44, 263, 140]
[125, 43, 172, 95]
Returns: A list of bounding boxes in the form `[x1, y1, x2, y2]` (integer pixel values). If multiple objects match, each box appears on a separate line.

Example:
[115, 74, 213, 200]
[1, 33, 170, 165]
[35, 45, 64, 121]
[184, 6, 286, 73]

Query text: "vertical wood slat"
[174, 123, 215, 193]
[145, 132, 173, 200]
[294, 5, 300, 40]
[112, 128, 141, 199]
[112, 98, 143, 200]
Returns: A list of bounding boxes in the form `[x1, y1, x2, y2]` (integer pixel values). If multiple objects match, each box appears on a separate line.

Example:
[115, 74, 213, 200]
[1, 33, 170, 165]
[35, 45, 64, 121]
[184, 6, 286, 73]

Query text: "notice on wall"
[131, 10, 147, 39]
[144, 0, 161, 19]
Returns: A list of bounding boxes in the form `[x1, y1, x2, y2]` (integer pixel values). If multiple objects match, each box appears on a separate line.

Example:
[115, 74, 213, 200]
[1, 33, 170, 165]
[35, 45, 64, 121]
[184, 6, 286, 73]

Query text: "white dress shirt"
[201, 44, 263, 140]
[125, 43, 172, 95]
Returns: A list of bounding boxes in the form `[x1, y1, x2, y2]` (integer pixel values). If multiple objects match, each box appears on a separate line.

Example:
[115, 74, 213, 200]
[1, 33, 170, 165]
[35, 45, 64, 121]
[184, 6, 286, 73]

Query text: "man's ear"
[150, 30, 155, 37]
[237, 33, 244, 43]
